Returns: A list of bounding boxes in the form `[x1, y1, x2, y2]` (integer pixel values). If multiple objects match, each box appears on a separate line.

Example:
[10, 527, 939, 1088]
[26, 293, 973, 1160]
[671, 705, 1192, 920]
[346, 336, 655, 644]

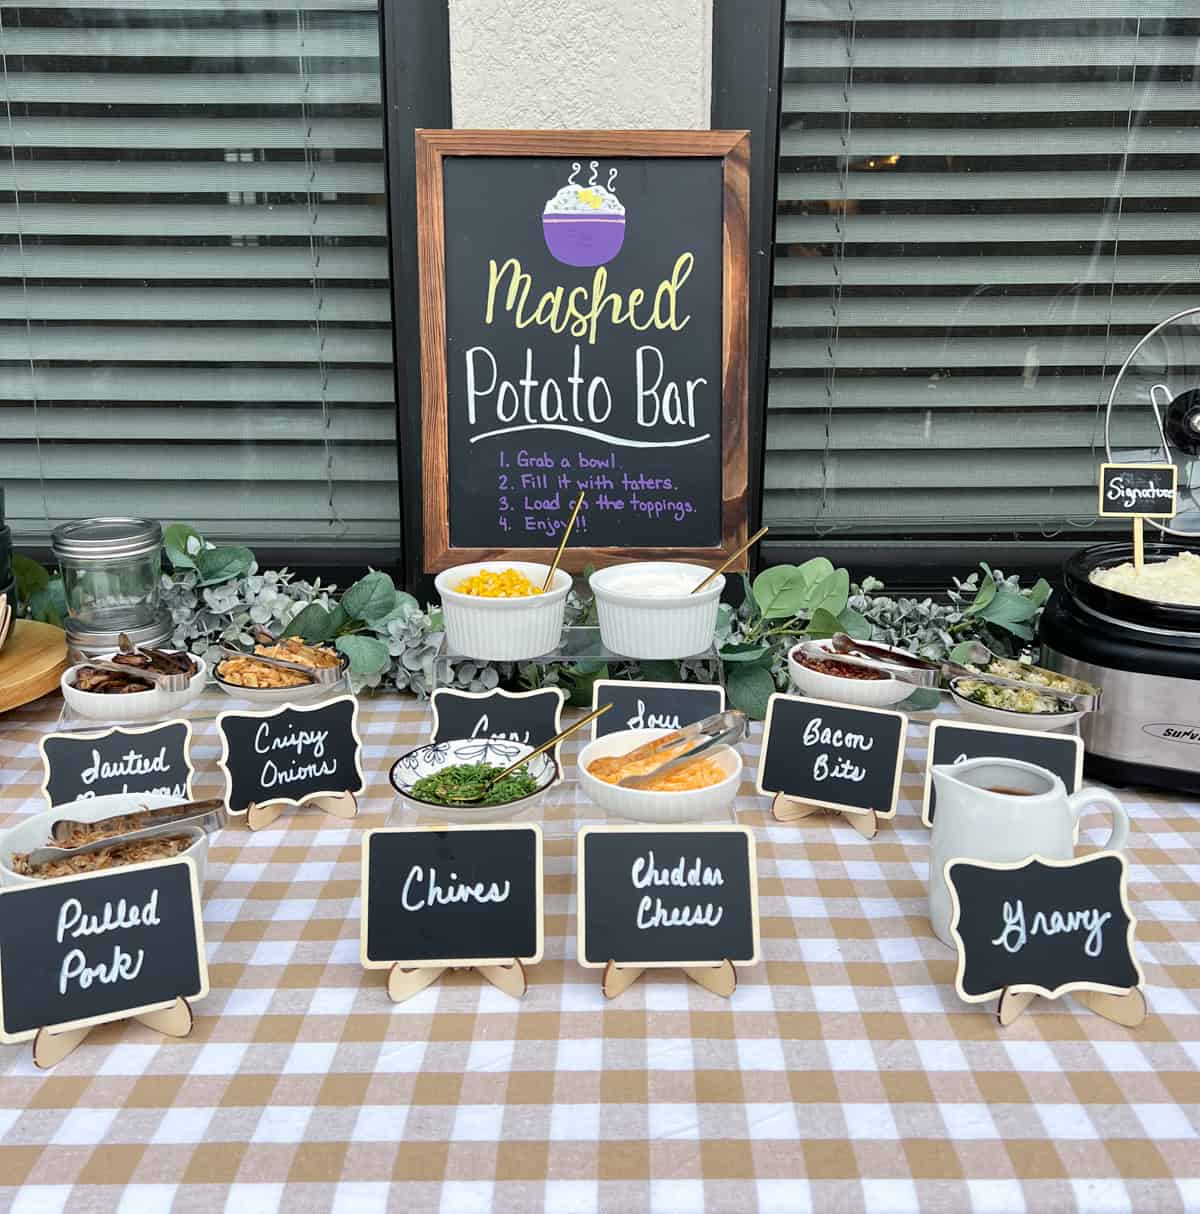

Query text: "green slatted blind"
[0, 1, 398, 550]
[768, 1, 1200, 535]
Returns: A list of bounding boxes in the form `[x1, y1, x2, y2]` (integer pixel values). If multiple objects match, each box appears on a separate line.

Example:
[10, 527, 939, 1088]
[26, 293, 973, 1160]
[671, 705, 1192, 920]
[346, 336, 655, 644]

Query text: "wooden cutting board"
[0, 619, 68, 714]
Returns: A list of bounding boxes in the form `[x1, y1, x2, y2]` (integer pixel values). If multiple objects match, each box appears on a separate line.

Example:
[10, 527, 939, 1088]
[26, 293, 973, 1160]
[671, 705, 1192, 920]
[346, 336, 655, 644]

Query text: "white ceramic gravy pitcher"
[928, 757, 1130, 947]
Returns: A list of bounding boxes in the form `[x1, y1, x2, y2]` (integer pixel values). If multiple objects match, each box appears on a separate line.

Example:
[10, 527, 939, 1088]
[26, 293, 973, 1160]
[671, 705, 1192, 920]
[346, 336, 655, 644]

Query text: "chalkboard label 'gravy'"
[590, 680, 726, 740]
[922, 721, 1083, 827]
[361, 826, 543, 969]
[39, 720, 195, 809]
[430, 687, 565, 759]
[577, 826, 759, 968]
[756, 694, 908, 819]
[0, 857, 209, 1043]
[1098, 462, 1178, 519]
[946, 852, 1143, 1004]
[216, 695, 364, 814]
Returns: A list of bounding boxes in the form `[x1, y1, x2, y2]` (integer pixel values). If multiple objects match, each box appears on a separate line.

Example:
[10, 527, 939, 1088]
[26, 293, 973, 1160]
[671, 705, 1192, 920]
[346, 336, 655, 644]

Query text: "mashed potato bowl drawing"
[542, 179, 626, 268]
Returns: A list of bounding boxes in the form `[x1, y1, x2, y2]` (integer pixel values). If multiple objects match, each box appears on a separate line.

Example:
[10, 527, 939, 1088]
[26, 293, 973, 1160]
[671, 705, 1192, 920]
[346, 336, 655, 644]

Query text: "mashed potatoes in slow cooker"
[1089, 550, 1200, 606]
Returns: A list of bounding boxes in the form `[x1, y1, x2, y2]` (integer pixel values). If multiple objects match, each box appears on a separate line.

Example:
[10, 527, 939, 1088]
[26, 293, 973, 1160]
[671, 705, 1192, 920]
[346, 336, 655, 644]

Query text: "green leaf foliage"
[752, 566, 809, 619]
[335, 634, 391, 677]
[718, 642, 773, 665]
[341, 570, 397, 623]
[194, 544, 254, 587]
[640, 660, 681, 682]
[804, 607, 843, 639]
[898, 687, 942, 712]
[964, 572, 996, 616]
[12, 553, 49, 599]
[163, 523, 202, 570]
[287, 603, 333, 644]
[28, 575, 67, 628]
[805, 567, 850, 617]
[837, 606, 873, 640]
[560, 660, 610, 707]
[725, 663, 775, 720]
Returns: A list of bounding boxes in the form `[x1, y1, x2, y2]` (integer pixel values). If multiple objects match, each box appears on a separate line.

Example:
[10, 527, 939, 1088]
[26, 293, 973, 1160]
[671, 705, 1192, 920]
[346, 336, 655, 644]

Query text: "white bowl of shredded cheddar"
[577, 727, 742, 823]
[436, 561, 571, 661]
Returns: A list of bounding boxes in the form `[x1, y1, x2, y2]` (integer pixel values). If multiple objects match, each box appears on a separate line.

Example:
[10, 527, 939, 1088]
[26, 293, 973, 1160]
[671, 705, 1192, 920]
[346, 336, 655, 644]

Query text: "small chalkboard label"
[923, 721, 1082, 827]
[361, 825, 543, 969]
[590, 679, 726, 740]
[946, 851, 1143, 1004]
[430, 687, 565, 760]
[0, 857, 209, 1043]
[39, 720, 194, 809]
[216, 695, 364, 815]
[576, 826, 759, 968]
[1098, 462, 1177, 518]
[756, 694, 908, 819]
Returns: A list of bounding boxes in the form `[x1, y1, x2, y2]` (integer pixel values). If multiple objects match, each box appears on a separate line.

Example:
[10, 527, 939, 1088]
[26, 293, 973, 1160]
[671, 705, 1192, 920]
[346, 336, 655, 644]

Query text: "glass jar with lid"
[51, 517, 164, 630]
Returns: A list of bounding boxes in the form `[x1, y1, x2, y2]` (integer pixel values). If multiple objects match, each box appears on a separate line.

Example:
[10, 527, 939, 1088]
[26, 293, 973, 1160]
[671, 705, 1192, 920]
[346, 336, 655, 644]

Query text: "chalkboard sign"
[1098, 462, 1177, 518]
[946, 852, 1143, 1003]
[923, 721, 1083, 827]
[756, 694, 908, 819]
[361, 825, 543, 968]
[590, 679, 726, 739]
[0, 857, 208, 1043]
[431, 687, 565, 761]
[416, 130, 750, 571]
[576, 826, 759, 967]
[216, 695, 364, 814]
[39, 720, 194, 809]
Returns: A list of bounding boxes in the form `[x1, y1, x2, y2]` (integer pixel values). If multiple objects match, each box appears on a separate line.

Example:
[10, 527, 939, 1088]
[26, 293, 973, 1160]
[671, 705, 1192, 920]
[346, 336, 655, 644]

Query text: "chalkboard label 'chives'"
[945, 852, 1143, 1005]
[922, 721, 1082, 827]
[576, 826, 759, 968]
[590, 679, 726, 739]
[216, 695, 364, 814]
[39, 720, 194, 809]
[0, 857, 209, 1043]
[430, 687, 565, 759]
[1097, 462, 1178, 519]
[361, 826, 543, 969]
[756, 694, 908, 819]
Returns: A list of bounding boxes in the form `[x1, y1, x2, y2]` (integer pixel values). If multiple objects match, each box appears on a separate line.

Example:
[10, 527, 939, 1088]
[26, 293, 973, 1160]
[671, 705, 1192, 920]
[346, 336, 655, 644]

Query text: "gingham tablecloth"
[0, 689, 1197, 1214]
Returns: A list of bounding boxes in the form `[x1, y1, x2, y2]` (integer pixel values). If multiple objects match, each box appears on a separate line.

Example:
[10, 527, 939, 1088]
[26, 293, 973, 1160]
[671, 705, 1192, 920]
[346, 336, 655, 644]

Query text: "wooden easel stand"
[246, 790, 358, 831]
[387, 959, 527, 1003]
[601, 959, 737, 1000]
[997, 986, 1147, 1028]
[771, 793, 878, 839]
[32, 996, 194, 1069]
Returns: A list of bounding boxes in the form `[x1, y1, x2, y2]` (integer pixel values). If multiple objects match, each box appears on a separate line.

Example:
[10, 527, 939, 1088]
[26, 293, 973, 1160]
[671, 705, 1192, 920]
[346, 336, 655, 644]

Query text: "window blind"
[0, 1, 398, 551]
[768, 1, 1200, 536]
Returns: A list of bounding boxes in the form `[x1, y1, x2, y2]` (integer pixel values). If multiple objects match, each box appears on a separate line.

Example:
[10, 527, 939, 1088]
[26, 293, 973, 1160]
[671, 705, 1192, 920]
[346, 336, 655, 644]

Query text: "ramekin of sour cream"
[589, 561, 724, 660]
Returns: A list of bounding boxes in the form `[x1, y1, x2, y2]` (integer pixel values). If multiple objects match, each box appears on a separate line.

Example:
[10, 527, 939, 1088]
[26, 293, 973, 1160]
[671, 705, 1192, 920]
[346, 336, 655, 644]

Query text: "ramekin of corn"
[434, 561, 572, 661]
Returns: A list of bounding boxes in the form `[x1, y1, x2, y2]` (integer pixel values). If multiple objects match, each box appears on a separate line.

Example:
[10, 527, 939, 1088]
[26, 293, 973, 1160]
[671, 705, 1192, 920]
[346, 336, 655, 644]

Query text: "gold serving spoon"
[436, 702, 613, 804]
[691, 525, 769, 594]
[542, 489, 586, 591]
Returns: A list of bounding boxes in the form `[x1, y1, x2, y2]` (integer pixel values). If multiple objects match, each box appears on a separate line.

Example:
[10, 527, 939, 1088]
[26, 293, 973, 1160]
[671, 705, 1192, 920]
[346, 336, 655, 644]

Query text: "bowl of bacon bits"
[62, 647, 205, 723]
[214, 635, 346, 705]
[787, 640, 914, 708]
[434, 562, 572, 662]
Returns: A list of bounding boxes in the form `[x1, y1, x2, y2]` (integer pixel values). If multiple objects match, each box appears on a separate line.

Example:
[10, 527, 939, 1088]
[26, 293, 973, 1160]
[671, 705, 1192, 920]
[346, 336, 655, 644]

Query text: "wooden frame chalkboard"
[415, 129, 750, 572]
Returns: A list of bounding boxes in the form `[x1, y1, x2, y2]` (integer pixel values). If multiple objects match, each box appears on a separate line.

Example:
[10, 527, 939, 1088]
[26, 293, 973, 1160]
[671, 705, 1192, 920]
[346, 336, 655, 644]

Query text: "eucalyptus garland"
[14, 523, 1051, 720]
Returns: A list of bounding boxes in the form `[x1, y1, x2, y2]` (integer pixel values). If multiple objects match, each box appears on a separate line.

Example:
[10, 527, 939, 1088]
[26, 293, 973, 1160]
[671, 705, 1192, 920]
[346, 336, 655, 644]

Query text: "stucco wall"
[448, 0, 712, 129]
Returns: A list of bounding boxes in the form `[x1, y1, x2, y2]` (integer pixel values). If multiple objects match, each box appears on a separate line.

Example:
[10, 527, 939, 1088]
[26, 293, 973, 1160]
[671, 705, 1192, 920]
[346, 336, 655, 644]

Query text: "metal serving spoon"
[435, 703, 613, 804]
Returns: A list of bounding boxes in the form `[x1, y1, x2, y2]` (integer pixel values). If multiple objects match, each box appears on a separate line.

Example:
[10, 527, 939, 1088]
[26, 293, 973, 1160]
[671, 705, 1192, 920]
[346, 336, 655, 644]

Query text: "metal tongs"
[217, 643, 344, 686]
[26, 798, 228, 869]
[70, 656, 192, 692]
[615, 710, 747, 789]
[799, 636, 940, 688]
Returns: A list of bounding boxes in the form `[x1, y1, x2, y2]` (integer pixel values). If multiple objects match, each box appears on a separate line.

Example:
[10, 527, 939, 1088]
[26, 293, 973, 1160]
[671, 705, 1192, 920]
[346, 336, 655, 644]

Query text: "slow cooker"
[1040, 543, 1200, 794]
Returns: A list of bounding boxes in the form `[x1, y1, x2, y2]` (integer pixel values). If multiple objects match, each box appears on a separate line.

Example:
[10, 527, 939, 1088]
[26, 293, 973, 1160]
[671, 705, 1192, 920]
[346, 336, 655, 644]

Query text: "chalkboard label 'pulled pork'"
[0, 857, 208, 1042]
[577, 826, 759, 968]
[946, 852, 1143, 1003]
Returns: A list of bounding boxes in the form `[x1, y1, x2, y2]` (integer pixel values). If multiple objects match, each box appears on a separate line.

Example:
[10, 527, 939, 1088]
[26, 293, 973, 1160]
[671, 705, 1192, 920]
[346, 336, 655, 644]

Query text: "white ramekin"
[589, 562, 723, 660]
[577, 727, 742, 823]
[787, 641, 914, 708]
[61, 654, 207, 723]
[0, 792, 209, 888]
[435, 562, 572, 662]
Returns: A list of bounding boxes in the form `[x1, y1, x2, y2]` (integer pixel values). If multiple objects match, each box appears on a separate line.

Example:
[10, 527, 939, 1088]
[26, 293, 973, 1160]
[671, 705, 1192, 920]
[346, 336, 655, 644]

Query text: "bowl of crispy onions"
[577, 727, 742, 823]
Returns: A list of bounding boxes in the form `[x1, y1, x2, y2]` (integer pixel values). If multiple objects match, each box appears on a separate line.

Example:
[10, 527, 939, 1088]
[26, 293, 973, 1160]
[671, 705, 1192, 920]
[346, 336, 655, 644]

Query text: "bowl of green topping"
[388, 737, 559, 822]
[949, 676, 1084, 733]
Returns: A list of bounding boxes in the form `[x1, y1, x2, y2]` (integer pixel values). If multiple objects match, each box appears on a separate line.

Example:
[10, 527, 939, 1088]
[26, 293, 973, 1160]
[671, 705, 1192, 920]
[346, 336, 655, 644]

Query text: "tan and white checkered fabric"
[0, 690, 1197, 1213]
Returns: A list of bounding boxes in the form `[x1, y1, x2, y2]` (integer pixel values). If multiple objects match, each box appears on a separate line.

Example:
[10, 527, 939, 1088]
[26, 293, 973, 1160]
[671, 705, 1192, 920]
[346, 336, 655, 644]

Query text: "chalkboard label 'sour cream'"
[577, 826, 759, 968]
[590, 680, 726, 739]
[756, 695, 908, 819]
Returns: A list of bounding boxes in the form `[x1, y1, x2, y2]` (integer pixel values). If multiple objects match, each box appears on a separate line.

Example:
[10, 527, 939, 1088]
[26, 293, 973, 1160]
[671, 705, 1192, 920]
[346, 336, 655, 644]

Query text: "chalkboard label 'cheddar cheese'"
[416, 131, 750, 572]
